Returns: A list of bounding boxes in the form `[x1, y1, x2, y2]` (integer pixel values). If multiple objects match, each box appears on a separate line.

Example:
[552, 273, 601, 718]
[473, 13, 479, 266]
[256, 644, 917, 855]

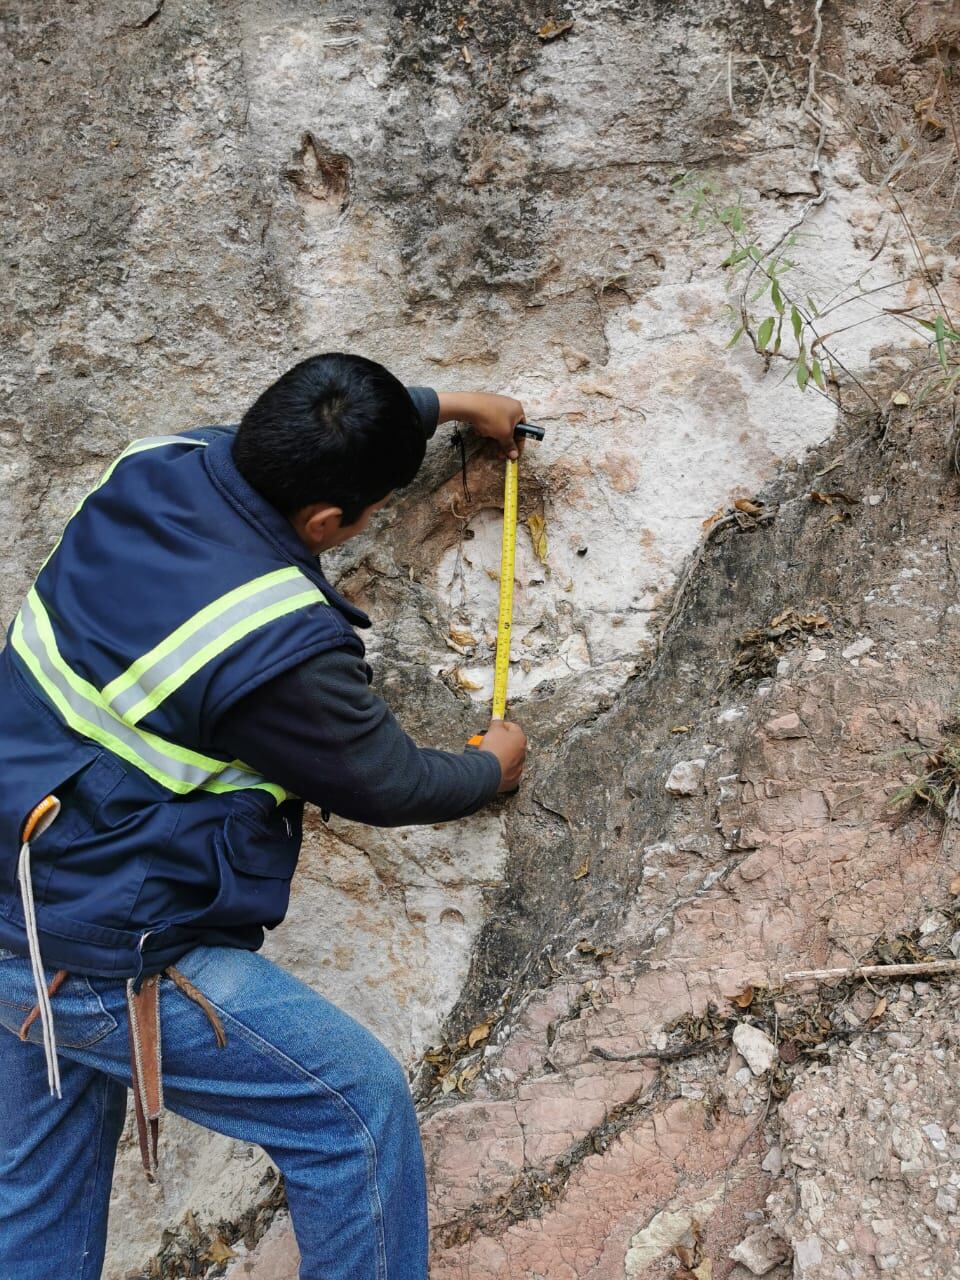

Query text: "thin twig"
[727, 51, 735, 114]
[783, 959, 960, 984]
[886, 188, 956, 332]
[935, 41, 960, 169]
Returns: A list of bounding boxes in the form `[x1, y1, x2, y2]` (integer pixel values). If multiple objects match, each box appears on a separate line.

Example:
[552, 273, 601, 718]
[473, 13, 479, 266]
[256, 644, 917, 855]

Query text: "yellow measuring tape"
[492, 457, 518, 721]
[467, 423, 544, 739]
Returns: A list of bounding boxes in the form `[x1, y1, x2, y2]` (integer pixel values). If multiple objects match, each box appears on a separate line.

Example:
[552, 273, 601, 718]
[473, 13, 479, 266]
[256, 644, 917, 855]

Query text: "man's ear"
[292, 504, 343, 553]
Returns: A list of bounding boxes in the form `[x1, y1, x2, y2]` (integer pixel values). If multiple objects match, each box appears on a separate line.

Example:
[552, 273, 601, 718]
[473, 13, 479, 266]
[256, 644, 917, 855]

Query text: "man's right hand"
[477, 720, 527, 792]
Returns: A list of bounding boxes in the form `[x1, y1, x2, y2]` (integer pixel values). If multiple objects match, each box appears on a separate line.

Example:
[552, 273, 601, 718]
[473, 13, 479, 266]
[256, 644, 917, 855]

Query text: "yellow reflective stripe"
[12, 589, 287, 802]
[12, 608, 195, 796]
[119, 588, 324, 726]
[102, 567, 316, 716]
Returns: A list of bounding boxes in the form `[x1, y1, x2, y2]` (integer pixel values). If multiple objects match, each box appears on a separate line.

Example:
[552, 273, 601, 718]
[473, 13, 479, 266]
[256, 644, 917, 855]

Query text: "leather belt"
[20, 963, 226, 1182]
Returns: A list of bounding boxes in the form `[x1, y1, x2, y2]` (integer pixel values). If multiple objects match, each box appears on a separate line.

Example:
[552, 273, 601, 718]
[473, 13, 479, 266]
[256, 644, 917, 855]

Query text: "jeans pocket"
[0, 952, 118, 1048]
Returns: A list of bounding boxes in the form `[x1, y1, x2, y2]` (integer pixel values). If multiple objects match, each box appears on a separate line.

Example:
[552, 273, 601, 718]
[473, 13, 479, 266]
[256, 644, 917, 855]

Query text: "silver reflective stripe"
[105, 569, 324, 725]
[13, 591, 281, 799]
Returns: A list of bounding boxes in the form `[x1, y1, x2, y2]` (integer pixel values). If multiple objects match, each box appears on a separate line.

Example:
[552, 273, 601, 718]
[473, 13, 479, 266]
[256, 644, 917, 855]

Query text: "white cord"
[16, 799, 62, 1098]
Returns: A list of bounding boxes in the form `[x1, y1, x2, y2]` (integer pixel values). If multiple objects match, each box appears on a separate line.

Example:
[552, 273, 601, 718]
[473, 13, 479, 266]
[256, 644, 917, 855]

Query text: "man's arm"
[211, 643, 509, 827]
[406, 386, 440, 438]
[406, 386, 527, 459]
[436, 392, 526, 459]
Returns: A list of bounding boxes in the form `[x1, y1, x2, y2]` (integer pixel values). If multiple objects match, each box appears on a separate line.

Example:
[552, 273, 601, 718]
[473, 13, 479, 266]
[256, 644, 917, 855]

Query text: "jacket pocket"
[222, 804, 301, 878]
[0, 949, 118, 1048]
[199, 804, 302, 930]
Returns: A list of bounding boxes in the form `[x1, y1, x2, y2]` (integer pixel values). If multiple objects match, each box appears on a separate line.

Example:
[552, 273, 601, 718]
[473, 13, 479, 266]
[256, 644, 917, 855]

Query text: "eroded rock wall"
[4, 1, 960, 1277]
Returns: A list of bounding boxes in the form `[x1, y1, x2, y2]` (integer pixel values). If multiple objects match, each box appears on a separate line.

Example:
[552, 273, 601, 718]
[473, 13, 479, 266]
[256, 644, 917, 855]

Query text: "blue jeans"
[0, 945, 428, 1279]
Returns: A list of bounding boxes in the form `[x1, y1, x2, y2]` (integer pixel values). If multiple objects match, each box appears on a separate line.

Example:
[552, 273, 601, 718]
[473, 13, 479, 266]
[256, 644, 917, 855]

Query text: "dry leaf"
[892, 389, 910, 406]
[461, 44, 472, 64]
[693, 1262, 713, 1280]
[701, 505, 726, 532]
[457, 1063, 482, 1094]
[915, 96, 945, 131]
[573, 857, 590, 880]
[949, 872, 960, 895]
[673, 1243, 697, 1267]
[671, 724, 692, 734]
[467, 1022, 491, 1049]
[454, 669, 483, 691]
[538, 17, 574, 40]
[811, 490, 858, 505]
[441, 1073, 458, 1094]
[205, 1236, 236, 1265]
[528, 512, 548, 563]
[731, 985, 755, 1008]
[779, 1040, 801, 1064]
[869, 997, 887, 1021]
[576, 939, 613, 958]
[734, 497, 763, 516]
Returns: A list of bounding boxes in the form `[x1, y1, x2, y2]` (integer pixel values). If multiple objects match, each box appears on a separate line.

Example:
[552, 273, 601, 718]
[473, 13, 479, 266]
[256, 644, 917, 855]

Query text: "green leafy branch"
[676, 173, 872, 405]
[677, 174, 960, 413]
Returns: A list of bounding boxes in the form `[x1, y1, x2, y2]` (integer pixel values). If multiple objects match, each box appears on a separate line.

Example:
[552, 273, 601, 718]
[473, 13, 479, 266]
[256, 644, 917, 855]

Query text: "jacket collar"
[202, 432, 371, 630]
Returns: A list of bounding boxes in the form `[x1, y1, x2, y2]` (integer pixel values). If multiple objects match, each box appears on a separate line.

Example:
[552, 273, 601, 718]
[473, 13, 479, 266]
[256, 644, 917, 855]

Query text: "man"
[0, 353, 528, 1280]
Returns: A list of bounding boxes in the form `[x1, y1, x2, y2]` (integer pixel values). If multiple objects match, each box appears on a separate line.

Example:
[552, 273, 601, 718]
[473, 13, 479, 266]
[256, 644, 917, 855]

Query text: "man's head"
[234, 352, 426, 552]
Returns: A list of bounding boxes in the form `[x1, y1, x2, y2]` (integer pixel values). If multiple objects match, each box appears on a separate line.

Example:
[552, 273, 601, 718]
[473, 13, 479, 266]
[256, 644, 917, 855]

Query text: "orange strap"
[22, 796, 58, 844]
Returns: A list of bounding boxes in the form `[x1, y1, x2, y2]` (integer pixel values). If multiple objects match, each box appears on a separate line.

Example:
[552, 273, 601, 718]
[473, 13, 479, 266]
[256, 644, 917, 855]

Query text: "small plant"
[885, 736, 960, 822]
[676, 173, 960, 411]
[677, 173, 839, 394]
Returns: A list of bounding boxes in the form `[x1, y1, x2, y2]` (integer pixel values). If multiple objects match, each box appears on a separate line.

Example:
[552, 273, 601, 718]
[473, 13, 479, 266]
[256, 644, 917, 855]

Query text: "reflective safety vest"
[0, 428, 370, 981]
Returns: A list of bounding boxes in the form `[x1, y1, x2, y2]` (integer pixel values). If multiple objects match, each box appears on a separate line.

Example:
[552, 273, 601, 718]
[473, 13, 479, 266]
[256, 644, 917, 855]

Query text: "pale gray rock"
[733, 1023, 778, 1075]
[842, 637, 875, 660]
[728, 1223, 791, 1275]
[4, 2, 960, 1278]
[665, 758, 707, 796]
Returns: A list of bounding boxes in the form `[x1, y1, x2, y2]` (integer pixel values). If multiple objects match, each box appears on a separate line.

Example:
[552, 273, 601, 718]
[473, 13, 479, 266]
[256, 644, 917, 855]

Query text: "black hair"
[233, 352, 426, 523]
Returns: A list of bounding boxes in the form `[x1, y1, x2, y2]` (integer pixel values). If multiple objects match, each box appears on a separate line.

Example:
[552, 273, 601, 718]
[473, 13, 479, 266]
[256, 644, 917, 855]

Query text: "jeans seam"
[77, 1072, 109, 1280]
[180, 989, 389, 1280]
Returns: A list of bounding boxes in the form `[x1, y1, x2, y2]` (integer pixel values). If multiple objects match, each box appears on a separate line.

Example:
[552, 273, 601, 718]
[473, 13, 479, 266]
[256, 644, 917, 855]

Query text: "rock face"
[3, 1, 960, 1277]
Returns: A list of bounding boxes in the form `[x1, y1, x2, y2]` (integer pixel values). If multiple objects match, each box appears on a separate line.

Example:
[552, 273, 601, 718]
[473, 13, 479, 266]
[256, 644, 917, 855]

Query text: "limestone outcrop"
[4, 2, 960, 1276]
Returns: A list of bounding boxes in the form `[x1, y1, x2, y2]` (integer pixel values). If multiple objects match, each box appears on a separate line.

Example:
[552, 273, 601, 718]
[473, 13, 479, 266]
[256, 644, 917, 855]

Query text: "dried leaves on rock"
[527, 512, 548, 563]
[453, 668, 483, 692]
[537, 18, 574, 41]
[423, 1013, 501, 1100]
[145, 1176, 284, 1279]
[730, 607, 831, 684]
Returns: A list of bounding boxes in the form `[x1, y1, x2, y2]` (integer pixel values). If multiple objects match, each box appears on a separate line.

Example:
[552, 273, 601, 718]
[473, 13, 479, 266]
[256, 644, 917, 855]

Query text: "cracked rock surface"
[4, 1, 960, 1277]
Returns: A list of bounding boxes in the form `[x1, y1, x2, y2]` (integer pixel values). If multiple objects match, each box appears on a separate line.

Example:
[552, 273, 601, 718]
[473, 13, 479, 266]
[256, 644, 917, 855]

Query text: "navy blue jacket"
[0, 408, 498, 979]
